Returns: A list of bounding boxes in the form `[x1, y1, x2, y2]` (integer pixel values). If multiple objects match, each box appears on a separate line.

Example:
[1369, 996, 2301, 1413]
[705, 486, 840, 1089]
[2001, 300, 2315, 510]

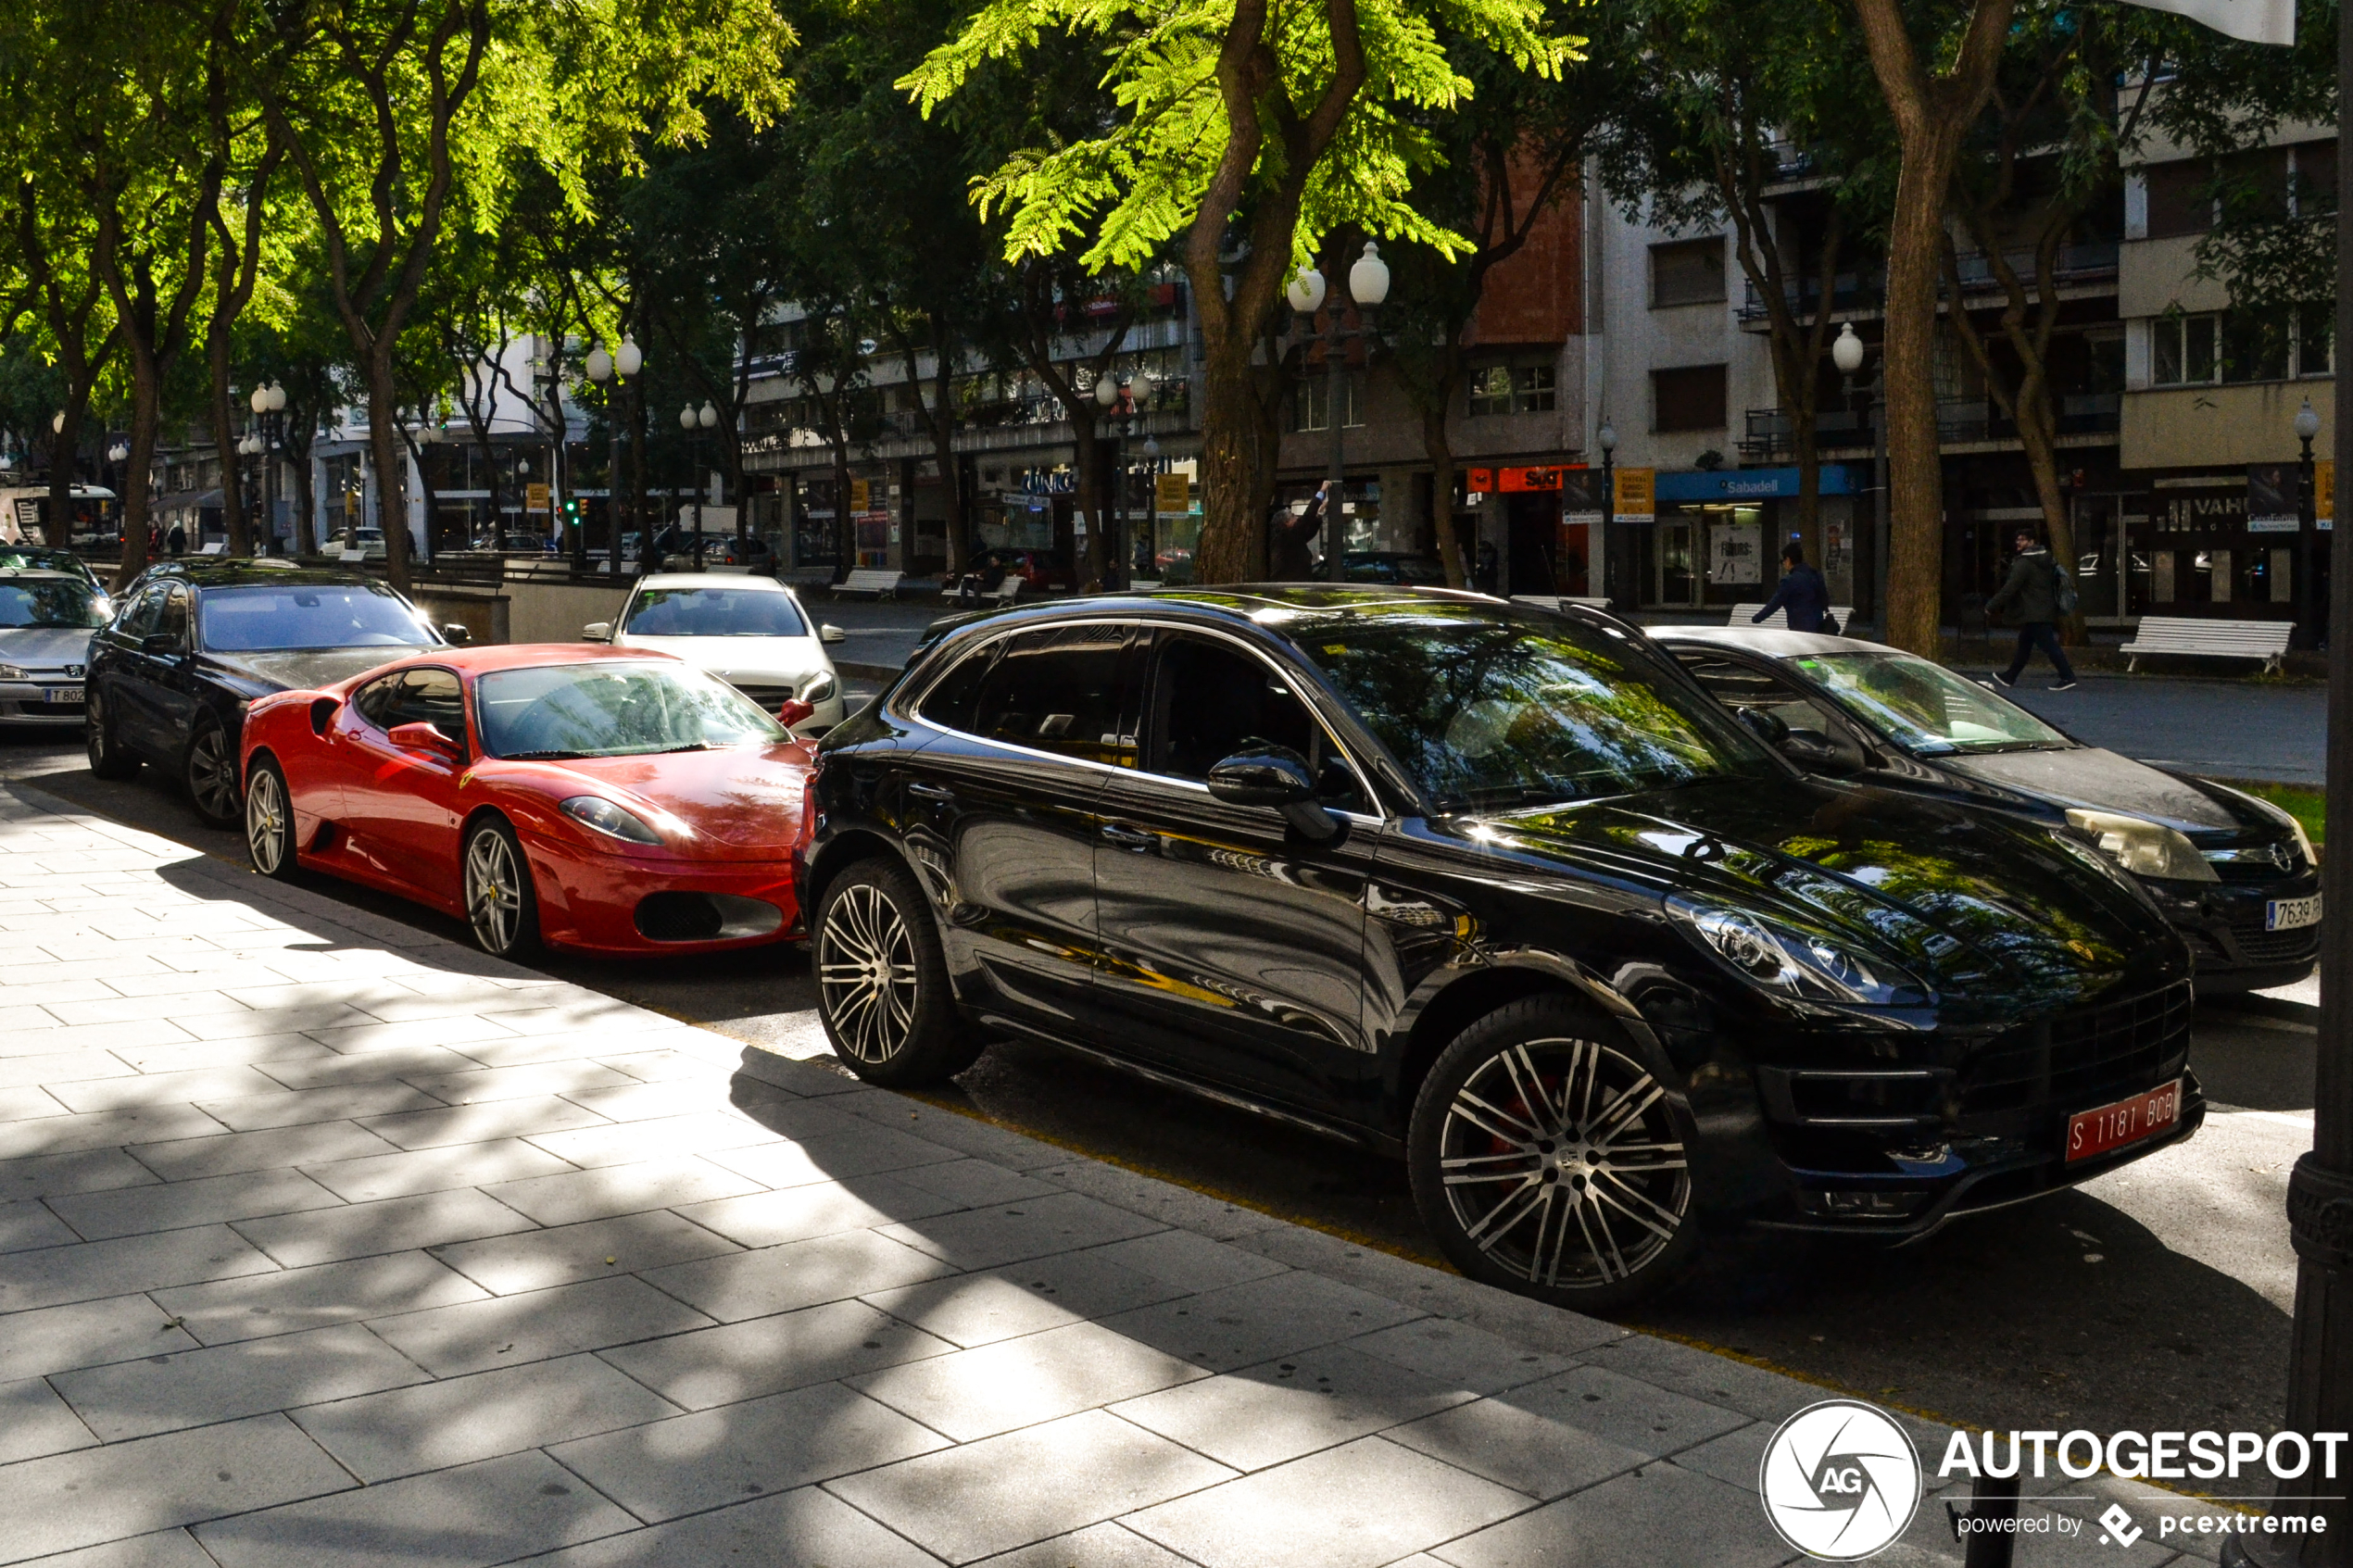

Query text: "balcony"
[1737, 243, 2120, 328]
[1737, 394, 2118, 459]
[1738, 407, 1876, 462]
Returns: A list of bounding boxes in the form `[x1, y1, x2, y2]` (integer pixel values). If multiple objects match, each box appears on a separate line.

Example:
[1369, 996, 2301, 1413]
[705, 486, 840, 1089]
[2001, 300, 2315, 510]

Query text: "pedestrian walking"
[166, 521, 186, 558]
[1984, 525, 2077, 690]
[1751, 541, 1831, 633]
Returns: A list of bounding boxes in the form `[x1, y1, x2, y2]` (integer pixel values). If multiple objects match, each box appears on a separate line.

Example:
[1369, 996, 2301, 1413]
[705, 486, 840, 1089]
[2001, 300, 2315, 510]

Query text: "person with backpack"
[1751, 539, 1832, 633]
[1984, 525, 2078, 690]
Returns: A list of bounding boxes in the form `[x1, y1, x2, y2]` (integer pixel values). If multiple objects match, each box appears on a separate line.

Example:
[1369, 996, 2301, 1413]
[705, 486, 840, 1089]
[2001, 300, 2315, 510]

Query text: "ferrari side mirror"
[387, 721, 462, 762]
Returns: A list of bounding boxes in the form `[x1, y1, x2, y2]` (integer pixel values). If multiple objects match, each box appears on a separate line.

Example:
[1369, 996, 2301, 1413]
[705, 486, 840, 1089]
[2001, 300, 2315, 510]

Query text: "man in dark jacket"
[1984, 526, 2076, 689]
[1752, 541, 1830, 632]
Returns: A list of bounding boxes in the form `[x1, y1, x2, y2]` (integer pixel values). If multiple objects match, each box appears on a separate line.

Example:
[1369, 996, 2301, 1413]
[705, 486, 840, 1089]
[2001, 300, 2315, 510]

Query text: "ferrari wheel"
[1409, 996, 1700, 1311]
[245, 757, 299, 881]
[464, 819, 541, 959]
[814, 857, 979, 1086]
[183, 718, 240, 829]
[85, 690, 139, 781]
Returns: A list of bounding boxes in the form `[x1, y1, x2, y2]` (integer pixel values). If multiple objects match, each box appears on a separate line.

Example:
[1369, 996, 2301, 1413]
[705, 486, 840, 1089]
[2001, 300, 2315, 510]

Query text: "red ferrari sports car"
[237, 644, 814, 958]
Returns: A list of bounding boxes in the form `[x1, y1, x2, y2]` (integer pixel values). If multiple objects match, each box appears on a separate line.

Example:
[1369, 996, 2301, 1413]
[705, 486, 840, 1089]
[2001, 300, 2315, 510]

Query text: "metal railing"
[1736, 242, 2120, 324]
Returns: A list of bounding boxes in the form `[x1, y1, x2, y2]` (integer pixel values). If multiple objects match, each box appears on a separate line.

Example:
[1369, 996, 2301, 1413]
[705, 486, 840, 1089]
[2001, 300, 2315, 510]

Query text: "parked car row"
[48, 566, 2289, 1311]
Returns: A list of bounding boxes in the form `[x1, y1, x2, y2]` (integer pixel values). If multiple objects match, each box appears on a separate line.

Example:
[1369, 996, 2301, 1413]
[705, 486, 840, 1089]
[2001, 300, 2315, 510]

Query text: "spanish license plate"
[2267, 893, 2322, 931]
[41, 687, 81, 706]
[2066, 1078, 2182, 1162]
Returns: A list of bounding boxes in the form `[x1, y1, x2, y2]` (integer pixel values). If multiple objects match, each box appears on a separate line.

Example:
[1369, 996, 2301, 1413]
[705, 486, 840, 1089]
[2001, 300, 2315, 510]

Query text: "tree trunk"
[115, 370, 158, 594]
[208, 361, 247, 558]
[1879, 140, 1958, 655]
[289, 429, 317, 555]
[1420, 388, 1468, 589]
[932, 345, 966, 579]
[831, 432, 854, 576]
[1194, 336, 1276, 583]
[365, 352, 413, 590]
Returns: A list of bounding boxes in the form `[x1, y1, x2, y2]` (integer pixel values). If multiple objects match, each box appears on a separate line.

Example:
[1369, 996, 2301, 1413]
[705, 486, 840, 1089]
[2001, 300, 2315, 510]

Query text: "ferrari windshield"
[476, 660, 787, 759]
[1295, 603, 1774, 811]
[1786, 650, 2070, 755]
[198, 583, 439, 652]
[0, 576, 107, 629]
[623, 586, 806, 638]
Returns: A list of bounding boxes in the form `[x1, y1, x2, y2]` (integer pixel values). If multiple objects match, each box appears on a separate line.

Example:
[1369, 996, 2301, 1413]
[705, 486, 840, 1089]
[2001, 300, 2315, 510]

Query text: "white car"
[584, 572, 849, 735]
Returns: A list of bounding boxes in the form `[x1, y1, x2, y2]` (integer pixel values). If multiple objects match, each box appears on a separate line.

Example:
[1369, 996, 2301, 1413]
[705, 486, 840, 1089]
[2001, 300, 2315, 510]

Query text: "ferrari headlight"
[560, 796, 661, 845]
[1667, 897, 1928, 1005]
[800, 671, 837, 703]
[2064, 808, 2217, 883]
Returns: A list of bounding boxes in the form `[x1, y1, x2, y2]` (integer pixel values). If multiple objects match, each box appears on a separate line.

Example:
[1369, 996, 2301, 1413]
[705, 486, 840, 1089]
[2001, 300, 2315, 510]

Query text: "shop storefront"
[1636, 466, 1862, 612]
[2091, 466, 2328, 622]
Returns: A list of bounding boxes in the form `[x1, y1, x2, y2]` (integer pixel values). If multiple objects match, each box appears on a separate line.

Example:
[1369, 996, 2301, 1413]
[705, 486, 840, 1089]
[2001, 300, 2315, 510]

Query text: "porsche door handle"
[1100, 822, 1159, 853]
[907, 782, 957, 803]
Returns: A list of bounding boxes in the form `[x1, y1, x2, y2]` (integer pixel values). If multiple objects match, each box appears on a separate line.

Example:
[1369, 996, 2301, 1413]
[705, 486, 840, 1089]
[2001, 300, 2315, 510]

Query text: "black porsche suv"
[85, 561, 457, 828]
[794, 587, 2202, 1309]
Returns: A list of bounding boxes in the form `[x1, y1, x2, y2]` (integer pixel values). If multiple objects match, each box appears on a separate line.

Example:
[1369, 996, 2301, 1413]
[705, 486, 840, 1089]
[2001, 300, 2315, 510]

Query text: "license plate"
[2267, 893, 2322, 931]
[2066, 1078, 2182, 1162]
[41, 687, 81, 705]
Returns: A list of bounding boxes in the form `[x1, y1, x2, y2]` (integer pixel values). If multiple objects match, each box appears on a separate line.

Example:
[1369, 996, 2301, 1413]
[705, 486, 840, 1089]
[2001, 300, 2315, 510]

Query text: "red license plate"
[2066, 1079, 2182, 1162]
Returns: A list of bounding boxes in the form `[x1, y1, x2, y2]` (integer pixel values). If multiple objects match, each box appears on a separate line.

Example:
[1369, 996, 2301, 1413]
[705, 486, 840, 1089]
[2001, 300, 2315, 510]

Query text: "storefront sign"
[1155, 474, 1190, 515]
[2321, 459, 2334, 530]
[524, 483, 550, 513]
[1654, 466, 1863, 502]
[1500, 465, 1570, 493]
[849, 478, 871, 512]
[1614, 467, 1655, 524]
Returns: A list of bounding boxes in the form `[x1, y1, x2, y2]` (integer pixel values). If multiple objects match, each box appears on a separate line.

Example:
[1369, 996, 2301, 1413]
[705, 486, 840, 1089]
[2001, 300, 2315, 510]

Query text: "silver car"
[0, 568, 107, 725]
[584, 572, 848, 735]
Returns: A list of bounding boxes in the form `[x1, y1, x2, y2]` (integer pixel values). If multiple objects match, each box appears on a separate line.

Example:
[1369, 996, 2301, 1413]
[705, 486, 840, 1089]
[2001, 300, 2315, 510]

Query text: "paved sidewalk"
[0, 786, 2233, 1566]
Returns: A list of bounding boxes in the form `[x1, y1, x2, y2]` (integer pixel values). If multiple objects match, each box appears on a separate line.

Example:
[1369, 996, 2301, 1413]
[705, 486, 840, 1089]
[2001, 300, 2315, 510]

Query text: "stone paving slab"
[0, 784, 2193, 1566]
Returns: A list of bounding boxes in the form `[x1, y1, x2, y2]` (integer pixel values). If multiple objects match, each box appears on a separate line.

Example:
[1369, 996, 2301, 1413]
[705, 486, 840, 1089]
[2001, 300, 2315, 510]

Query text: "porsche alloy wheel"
[1411, 997, 1698, 1309]
[464, 821, 541, 958]
[245, 758, 298, 881]
[813, 858, 981, 1086]
[184, 721, 240, 828]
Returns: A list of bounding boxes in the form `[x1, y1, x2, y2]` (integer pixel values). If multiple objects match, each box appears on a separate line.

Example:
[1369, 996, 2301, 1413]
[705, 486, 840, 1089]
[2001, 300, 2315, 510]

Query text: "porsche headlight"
[1667, 897, 1928, 1005]
[2064, 808, 2217, 883]
[560, 796, 661, 845]
[800, 671, 837, 703]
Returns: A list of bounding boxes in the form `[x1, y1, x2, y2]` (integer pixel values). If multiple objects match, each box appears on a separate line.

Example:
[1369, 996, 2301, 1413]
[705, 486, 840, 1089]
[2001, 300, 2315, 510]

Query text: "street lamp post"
[1093, 372, 1141, 592]
[1287, 242, 1390, 583]
[1831, 323, 1890, 631]
[1597, 422, 1618, 608]
[583, 340, 639, 576]
[681, 401, 716, 572]
[2296, 398, 2322, 651]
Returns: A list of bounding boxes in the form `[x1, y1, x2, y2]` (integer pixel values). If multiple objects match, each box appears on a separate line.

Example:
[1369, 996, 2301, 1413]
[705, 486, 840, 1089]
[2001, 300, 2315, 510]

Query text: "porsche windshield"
[197, 583, 439, 651]
[1295, 605, 1774, 811]
[476, 661, 787, 759]
[1786, 650, 2070, 755]
[0, 575, 107, 629]
[623, 586, 806, 638]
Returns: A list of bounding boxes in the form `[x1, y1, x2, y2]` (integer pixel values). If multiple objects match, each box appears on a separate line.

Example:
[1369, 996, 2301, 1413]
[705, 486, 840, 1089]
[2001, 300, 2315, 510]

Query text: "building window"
[2144, 159, 2211, 239]
[1290, 372, 1364, 433]
[2153, 309, 2322, 385]
[1466, 364, 1555, 417]
[1650, 238, 1726, 308]
[1652, 365, 1728, 432]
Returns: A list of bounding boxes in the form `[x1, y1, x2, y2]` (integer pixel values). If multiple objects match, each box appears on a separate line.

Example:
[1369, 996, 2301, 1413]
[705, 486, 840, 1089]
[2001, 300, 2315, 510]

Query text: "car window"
[196, 583, 438, 651]
[1145, 633, 1366, 811]
[156, 585, 191, 646]
[967, 624, 1135, 766]
[355, 668, 464, 738]
[117, 584, 167, 640]
[350, 673, 401, 729]
[1677, 654, 1868, 772]
[1786, 650, 2070, 755]
[916, 639, 1003, 733]
[1295, 602, 1774, 812]
[623, 586, 807, 638]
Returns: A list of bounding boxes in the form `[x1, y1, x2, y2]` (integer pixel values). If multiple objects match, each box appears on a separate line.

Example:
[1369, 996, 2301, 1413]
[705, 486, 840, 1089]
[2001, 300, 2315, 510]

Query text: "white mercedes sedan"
[584, 573, 848, 734]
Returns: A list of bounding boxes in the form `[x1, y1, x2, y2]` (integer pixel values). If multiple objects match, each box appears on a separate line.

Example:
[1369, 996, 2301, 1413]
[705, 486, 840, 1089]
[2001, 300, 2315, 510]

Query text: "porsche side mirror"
[776, 697, 816, 728]
[1780, 731, 1860, 775]
[581, 621, 612, 643]
[1738, 707, 1792, 748]
[819, 624, 847, 645]
[441, 623, 472, 646]
[387, 721, 462, 762]
[1207, 746, 1340, 842]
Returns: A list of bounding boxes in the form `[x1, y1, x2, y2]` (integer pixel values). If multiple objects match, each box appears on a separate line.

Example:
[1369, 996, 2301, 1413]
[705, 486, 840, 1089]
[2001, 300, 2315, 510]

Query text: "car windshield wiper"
[502, 749, 586, 760]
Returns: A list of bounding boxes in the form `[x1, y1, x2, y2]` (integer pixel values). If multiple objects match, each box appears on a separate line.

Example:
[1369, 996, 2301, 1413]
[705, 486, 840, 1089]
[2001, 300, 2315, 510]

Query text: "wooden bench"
[2120, 615, 2294, 673]
[1730, 602, 1856, 632]
[834, 569, 904, 599]
[939, 575, 1022, 607]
